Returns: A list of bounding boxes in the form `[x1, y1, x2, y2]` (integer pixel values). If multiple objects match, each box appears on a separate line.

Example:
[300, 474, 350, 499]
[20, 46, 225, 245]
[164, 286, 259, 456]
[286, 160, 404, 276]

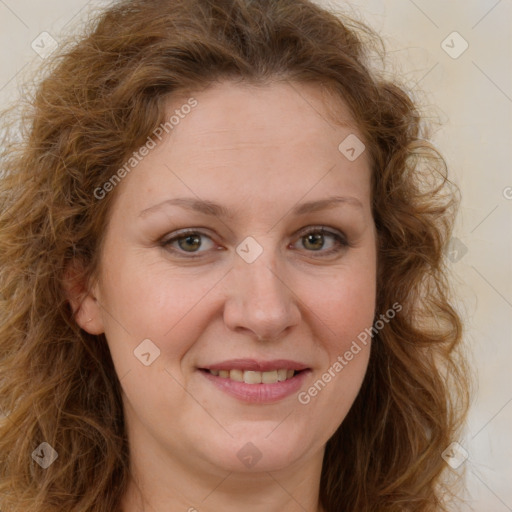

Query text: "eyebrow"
[138, 195, 363, 219]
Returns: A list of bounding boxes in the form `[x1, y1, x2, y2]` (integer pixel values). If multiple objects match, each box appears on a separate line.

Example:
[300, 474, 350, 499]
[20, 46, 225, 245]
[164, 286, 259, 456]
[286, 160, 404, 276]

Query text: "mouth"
[197, 359, 311, 403]
[199, 368, 304, 384]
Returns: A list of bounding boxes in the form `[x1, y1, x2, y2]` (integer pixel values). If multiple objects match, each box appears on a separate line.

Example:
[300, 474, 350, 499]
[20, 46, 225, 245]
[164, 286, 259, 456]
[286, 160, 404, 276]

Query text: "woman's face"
[77, 81, 376, 476]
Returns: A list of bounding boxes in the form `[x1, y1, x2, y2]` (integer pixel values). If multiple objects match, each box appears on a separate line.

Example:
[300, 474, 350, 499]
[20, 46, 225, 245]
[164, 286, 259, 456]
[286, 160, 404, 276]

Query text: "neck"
[120, 445, 326, 512]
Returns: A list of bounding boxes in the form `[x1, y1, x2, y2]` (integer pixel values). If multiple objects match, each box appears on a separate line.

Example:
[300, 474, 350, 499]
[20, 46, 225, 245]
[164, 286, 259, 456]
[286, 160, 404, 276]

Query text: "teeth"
[208, 368, 298, 384]
[261, 370, 278, 384]
[244, 371, 262, 384]
[229, 369, 244, 382]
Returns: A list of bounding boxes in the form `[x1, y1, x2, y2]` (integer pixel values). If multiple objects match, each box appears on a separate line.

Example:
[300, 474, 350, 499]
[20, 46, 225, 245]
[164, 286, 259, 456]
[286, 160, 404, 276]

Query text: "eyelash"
[160, 226, 349, 259]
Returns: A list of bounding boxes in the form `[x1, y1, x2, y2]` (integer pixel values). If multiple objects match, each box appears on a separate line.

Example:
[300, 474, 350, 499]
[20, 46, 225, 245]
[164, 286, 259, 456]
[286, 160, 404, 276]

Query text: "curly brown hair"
[0, 0, 471, 510]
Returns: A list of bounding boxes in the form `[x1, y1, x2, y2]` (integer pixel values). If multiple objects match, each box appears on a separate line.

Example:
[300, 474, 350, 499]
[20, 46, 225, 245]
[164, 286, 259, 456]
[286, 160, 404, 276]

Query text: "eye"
[161, 226, 348, 259]
[291, 226, 349, 257]
[161, 229, 216, 257]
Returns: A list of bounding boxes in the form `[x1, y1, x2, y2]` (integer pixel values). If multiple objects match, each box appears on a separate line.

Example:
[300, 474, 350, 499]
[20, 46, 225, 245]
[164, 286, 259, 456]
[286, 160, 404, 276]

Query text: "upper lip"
[200, 359, 310, 372]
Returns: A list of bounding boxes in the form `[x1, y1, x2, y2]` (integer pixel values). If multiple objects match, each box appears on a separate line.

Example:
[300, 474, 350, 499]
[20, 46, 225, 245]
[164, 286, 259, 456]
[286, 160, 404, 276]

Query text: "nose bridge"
[224, 237, 300, 339]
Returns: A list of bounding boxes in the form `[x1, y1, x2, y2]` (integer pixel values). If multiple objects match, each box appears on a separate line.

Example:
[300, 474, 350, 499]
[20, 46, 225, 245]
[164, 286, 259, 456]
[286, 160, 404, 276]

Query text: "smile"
[206, 368, 297, 384]
[197, 358, 311, 403]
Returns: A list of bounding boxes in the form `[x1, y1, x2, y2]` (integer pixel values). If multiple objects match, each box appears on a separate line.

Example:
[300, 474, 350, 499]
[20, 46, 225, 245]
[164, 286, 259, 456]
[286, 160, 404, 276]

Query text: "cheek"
[99, 246, 215, 334]
[331, 275, 376, 345]
[312, 283, 375, 407]
[95, 252, 215, 386]
[297, 269, 376, 425]
[308, 256, 377, 349]
[303, 252, 376, 396]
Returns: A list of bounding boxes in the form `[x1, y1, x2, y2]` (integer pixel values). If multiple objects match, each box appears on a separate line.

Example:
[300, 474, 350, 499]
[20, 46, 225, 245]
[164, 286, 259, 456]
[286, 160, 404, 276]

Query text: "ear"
[62, 260, 105, 335]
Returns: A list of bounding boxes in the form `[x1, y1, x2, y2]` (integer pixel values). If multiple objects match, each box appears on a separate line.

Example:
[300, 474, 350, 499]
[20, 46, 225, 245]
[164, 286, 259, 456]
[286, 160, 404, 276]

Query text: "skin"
[66, 80, 377, 512]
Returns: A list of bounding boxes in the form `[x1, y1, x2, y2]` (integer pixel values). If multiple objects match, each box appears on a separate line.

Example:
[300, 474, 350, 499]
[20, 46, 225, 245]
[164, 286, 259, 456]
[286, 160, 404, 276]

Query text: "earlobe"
[62, 262, 105, 335]
[74, 294, 105, 335]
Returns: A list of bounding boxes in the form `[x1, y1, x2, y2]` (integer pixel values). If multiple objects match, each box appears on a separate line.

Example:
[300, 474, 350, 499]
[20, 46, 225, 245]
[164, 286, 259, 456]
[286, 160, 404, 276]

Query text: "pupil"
[180, 235, 200, 251]
[306, 233, 323, 250]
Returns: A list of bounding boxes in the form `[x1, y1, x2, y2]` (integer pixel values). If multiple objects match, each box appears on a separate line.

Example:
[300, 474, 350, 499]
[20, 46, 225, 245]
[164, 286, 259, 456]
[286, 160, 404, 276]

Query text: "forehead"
[111, 80, 372, 217]
[167, 80, 362, 151]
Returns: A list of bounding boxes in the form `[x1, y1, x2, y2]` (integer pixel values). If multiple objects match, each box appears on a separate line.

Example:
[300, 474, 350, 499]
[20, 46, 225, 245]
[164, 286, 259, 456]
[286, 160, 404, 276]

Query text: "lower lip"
[199, 369, 311, 404]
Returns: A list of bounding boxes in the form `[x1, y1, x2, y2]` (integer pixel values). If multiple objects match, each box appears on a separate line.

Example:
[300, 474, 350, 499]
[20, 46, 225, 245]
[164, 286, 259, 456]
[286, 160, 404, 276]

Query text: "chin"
[197, 428, 312, 474]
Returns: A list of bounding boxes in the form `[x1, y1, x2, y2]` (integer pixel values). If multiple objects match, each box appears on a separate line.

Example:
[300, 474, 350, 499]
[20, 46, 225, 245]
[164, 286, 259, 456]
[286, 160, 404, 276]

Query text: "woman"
[0, 0, 471, 510]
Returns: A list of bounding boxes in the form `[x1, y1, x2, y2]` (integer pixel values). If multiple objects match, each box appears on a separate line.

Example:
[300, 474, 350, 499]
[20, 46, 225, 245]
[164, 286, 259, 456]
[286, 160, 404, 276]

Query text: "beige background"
[1, 1, 511, 510]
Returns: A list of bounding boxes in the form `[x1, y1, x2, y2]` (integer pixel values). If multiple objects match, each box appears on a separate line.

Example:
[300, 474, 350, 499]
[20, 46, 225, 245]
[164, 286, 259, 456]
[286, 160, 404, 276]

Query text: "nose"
[223, 246, 301, 342]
